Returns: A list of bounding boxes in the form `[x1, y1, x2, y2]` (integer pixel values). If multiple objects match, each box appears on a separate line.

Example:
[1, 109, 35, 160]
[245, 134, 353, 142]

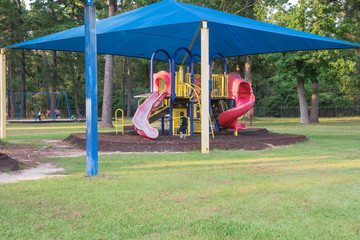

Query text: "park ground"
[0, 117, 360, 239]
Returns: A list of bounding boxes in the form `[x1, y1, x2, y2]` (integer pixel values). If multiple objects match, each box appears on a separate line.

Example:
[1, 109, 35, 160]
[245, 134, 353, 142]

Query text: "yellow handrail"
[183, 83, 214, 138]
[209, 114, 215, 139]
[151, 98, 169, 116]
[219, 100, 228, 112]
[138, 94, 150, 107]
[115, 108, 124, 135]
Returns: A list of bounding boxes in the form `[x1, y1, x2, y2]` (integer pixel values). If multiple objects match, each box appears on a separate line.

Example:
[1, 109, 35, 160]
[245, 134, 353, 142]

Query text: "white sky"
[289, 0, 299, 5]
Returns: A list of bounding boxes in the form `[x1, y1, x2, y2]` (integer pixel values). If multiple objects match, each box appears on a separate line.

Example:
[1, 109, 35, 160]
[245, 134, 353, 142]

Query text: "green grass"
[1, 117, 360, 239]
[4, 118, 133, 142]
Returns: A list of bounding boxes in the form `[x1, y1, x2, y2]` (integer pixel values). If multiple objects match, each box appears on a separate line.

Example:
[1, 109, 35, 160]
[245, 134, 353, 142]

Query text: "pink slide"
[218, 72, 255, 131]
[132, 91, 168, 140]
[132, 71, 172, 140]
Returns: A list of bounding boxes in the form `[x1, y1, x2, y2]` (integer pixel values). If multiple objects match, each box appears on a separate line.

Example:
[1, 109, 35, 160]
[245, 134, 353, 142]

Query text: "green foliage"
[1, 0, 359, 119]
[253, 0, 359, 109]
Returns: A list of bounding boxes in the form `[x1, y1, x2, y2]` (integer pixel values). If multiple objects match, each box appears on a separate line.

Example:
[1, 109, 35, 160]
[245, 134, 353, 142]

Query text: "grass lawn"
[1, 117, 360, 239]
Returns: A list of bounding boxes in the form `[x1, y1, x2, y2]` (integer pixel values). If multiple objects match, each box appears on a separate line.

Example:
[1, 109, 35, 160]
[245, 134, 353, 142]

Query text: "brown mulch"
[64, 128, 309, 152]
[0, 152, 23, 172]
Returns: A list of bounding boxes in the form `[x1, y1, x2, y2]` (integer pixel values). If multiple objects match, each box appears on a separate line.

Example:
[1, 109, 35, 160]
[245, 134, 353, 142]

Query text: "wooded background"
[1, 0, 359, 125]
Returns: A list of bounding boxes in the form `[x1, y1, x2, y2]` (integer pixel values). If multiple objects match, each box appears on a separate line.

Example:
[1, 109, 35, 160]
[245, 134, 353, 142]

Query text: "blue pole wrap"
[85, 5, 98, 177]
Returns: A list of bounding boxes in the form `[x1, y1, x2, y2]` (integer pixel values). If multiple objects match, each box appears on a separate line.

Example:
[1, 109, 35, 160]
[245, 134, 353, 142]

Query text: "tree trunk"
[244, 55, 252, 119]
[100, 54, 115, 128]
[236, 63, 241, 75]
[122, 56, 126, 110]
[42, 51, 50, 112]
[244, 55, 252, 84]
[99, 0, 117, 128]
[20, 50, 26, 118]
[210, 60, 215, 74]
[126, 57, 131, 117]
[74, 86, 81, 116]
[74, 94, 81, 116]
[310, 82, 319, 123]
[10, 91, 17, 119]
[70, 57, 81, 117]
[48, 1, 58, 114]
[296, 75, 310, 124]
[50, 50, 57, 112]
[10, 52, 17, 119]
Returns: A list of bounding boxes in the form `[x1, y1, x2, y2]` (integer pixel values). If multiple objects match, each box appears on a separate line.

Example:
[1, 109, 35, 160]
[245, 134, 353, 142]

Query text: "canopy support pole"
[0, 49, 6, 139]
[85, 2, 98, 176]
[201, 21, 209, 153]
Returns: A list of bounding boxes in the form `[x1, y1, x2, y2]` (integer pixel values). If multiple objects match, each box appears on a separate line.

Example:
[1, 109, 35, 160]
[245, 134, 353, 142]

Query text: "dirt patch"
[65, 128, 309, 152]
[0, 152, 23, 172]
[0, 140, 79, 183]
[0, 128, 308, 182]
[0, 163, 66, 184]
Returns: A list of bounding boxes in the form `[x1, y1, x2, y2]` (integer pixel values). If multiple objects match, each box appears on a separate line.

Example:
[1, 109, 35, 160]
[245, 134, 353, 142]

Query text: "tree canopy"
[1, 0, 358, 121]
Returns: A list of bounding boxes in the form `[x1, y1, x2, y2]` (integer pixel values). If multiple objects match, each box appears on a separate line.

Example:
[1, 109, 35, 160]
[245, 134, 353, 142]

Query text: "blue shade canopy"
[3, 0, 359, 63]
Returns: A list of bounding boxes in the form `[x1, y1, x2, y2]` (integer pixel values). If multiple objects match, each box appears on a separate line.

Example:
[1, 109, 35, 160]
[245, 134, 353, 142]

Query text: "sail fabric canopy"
[3, 0, 359, 63]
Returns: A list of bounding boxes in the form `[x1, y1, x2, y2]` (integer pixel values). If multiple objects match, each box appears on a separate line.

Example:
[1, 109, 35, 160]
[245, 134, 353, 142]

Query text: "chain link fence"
[254, 106, 360, 118]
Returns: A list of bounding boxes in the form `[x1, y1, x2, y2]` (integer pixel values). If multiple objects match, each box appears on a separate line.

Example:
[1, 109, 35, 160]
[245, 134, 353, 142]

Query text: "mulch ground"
[64, 128, 309, 152]
[0, 152, 23, 172]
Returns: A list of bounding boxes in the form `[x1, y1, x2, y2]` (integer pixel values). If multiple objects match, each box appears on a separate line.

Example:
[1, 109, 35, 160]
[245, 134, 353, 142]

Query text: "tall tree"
[100, 0, 117, 128]
[255, 0, 358, 122]
[126, 57, 132, 117]
[122, 56, 126, 110]
[0, 0, 28, 118]
[20, 49, 26, 118]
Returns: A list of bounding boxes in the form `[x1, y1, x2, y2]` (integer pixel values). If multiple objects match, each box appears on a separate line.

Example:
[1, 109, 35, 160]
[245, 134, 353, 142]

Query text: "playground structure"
[2, 0, 358, 177]
[132, 48, 255, 140]
[6, 92, 72, 121]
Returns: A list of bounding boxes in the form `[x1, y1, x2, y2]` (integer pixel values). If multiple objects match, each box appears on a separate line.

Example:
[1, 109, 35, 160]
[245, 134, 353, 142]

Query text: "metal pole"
[64, 92, 72, 119]
[85, 2, 98, 176]
[19, 93, 25, 120]
[0, 49, 6, 139]
[161, 117, 164, 134]
[201, 21, 209, 153]
[12, 94, 19, 120]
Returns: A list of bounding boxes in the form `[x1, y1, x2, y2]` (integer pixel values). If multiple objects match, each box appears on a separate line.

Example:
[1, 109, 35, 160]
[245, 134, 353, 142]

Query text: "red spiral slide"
[218, 72, 255, 131]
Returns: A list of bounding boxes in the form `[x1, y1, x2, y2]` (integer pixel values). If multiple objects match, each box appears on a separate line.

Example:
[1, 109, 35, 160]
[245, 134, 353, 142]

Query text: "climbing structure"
[132, 48, 255, 140]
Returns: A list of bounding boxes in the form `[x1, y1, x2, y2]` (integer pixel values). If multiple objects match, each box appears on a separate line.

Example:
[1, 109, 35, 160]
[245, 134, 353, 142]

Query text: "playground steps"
[149, 106, 170, 124]
[211, 100, 227, 131]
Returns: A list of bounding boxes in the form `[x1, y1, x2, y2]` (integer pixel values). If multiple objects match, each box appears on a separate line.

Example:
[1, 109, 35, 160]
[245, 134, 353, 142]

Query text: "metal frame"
[172, 47, 194, 136]
[150, 49, 172, 94]
[6, 92, 72, 120]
